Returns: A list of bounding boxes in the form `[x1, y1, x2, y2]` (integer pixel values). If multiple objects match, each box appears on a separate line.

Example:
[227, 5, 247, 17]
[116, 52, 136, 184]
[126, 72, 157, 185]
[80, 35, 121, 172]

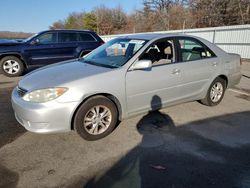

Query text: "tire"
[74, 96, 118, 141]
[0, 56, 24, 77]
[200, 77, 226, 106]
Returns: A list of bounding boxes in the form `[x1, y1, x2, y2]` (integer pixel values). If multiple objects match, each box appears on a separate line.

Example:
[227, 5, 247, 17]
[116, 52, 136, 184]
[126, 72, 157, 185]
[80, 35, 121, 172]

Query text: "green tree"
[65, 13, 84, 29]
[111, 6, 127, 31]
[83, 12, 97, 31]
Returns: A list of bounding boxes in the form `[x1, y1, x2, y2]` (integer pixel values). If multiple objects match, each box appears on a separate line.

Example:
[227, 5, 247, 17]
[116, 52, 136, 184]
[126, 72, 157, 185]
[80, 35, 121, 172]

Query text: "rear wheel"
[0, 56, 24, 77]
[74, 96, 118, 141]
[200, 77, 226, 106]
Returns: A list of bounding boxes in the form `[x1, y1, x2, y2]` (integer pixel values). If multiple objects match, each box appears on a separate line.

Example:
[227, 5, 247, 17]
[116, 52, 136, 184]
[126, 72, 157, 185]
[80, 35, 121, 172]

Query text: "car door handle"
[172, 68, 181, 74]
[212, 62, 218, 66]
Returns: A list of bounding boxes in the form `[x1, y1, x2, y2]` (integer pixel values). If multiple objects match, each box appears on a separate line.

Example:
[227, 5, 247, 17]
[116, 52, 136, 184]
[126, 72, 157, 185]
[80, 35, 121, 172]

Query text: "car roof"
[42, 29, 94, 33]
[118, 33, 191, 40]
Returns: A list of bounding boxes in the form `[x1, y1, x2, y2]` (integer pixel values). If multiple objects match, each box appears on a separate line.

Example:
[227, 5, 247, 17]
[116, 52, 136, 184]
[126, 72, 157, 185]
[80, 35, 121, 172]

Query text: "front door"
[24, 32, 66, 66]
[126, 38, 183, 115]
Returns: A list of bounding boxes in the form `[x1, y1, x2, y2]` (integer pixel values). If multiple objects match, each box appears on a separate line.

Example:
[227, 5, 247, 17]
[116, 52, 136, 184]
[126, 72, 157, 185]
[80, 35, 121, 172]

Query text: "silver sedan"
[11, 34, 242, 140]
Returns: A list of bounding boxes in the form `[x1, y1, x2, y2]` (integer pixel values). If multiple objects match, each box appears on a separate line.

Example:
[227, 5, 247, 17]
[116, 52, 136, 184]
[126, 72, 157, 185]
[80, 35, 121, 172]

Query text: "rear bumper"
[11, 87, 79, 133]
[228, 73, 241, 88]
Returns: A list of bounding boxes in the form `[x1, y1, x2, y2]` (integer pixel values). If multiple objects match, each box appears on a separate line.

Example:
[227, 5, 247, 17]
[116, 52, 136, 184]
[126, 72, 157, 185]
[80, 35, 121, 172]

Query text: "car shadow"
[0, 164, 19, 187]
[0, 86, 26, 148]
[67, 95, 250, 188]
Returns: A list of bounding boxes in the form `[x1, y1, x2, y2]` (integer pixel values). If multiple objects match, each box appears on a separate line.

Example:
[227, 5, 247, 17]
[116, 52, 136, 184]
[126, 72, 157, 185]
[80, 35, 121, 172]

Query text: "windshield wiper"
[84, 60, 117, 69]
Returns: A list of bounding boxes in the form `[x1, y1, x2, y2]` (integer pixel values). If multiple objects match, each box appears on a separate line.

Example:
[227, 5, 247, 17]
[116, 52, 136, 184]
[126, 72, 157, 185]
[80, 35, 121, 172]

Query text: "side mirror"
[130, 60, 152, 71]
[31, 38, 40, 45]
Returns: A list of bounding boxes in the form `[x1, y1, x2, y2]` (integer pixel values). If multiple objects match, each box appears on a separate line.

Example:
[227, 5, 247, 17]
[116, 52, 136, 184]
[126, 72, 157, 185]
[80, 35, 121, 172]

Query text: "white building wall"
[101, 24, 250, 58]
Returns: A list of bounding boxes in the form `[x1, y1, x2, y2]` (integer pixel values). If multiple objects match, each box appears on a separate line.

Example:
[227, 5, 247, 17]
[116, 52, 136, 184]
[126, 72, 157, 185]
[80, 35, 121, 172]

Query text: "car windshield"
[83, 38, 148, 68]
[23, 33, 39, 42]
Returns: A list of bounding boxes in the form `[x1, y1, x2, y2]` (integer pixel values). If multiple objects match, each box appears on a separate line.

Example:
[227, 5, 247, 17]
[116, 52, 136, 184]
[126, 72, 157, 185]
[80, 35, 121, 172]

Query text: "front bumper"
[11, 87, 80, 133]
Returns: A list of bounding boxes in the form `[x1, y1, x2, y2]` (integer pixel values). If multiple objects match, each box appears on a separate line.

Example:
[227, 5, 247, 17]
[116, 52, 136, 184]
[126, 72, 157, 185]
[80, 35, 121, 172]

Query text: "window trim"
[175, 36, 217, 63]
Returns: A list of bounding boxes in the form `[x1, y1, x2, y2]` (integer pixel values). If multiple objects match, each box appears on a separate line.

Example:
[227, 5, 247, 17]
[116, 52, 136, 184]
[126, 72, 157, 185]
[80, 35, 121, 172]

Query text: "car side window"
[58, 32, 77, 43]
[139, 39, 175, 66]
[37, 33, 57, 44]
[178, 38, 216, 62]
[78, 33, 96, 42]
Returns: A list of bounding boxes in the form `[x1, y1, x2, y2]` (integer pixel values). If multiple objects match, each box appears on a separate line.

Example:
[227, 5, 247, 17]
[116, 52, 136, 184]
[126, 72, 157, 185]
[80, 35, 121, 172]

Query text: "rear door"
[175, 37, 219, 99]
[56, 32, 79, 60]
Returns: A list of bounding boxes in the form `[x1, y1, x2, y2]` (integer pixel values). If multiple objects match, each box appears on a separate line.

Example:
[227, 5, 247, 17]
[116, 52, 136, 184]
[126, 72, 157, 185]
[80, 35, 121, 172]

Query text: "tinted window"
[178, 38, 215, 62]
[37, 33, 57, 44]
[78, 33, 96, 42]
[59, 33, 77, 42]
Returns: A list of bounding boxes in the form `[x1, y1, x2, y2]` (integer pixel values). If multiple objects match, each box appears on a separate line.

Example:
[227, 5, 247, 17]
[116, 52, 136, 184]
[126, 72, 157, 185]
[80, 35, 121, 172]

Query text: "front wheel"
[0, 56, 24, 77]
[74, 96, 118, 141]
[200, 77, 226, 106]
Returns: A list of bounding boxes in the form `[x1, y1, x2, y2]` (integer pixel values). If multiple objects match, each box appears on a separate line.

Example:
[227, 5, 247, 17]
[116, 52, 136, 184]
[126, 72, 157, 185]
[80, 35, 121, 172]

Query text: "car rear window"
[78, 33, 96, 42]
[178, 38, 216, 62]
[58, 32, 77, 43]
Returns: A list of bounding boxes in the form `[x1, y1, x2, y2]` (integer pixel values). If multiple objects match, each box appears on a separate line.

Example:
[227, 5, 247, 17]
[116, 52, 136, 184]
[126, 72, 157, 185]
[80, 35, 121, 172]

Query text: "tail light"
[240, 57, 243, 65]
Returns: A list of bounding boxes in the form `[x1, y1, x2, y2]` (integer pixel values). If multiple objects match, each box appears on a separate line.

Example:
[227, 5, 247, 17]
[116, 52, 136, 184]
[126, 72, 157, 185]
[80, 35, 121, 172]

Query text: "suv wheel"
[200, 77, 226, 106]
[0, 56, 24, 77]
[74, 96, 118, 141]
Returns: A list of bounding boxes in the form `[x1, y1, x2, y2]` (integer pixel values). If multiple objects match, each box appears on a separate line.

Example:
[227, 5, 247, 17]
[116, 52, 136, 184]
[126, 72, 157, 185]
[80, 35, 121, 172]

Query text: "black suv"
[0, 30, 104, 77]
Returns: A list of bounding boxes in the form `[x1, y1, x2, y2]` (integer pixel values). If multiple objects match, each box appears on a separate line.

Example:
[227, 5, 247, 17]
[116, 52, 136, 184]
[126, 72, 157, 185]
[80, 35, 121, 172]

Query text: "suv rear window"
[78, 33, 96, 42]
[59, 32, 77, 43]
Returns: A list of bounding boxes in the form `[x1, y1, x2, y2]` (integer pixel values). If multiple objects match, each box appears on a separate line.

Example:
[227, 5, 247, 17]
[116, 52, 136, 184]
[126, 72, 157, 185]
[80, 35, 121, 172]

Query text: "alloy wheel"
[210, 82, 223, 102]
[83, 105, 112, 135]
[3, 60, 20, 74]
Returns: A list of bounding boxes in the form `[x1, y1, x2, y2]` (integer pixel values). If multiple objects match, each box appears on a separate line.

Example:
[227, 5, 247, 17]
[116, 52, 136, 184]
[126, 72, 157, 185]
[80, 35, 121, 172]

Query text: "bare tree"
[49, 0, 250, 35]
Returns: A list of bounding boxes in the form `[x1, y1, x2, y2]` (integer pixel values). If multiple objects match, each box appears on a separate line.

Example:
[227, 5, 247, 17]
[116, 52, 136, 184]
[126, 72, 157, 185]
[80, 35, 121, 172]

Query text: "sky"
[0, 0, 143, 33]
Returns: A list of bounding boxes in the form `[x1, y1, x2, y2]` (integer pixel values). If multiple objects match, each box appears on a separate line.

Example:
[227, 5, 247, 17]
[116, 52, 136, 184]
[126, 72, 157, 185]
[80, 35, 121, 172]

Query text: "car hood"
[18, 60, 111, 91]
[0, 39, 23, 46]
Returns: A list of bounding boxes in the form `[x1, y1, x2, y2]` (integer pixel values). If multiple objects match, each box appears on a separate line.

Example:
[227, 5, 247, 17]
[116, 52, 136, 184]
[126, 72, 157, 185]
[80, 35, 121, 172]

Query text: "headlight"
[23, 87, 68, 103]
